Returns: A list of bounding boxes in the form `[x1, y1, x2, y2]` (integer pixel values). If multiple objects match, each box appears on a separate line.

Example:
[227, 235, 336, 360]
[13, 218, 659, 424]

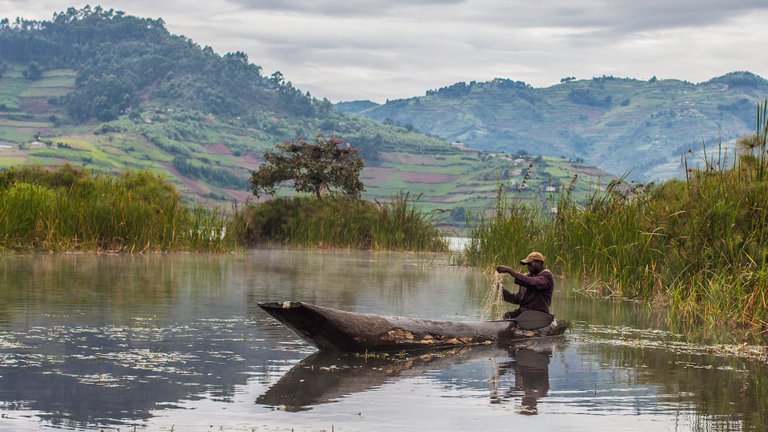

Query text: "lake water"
[0, 249, 765, 431]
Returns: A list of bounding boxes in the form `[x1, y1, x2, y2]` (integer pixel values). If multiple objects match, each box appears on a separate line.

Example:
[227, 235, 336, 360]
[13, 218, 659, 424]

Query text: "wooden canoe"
[258, 301, 567, 352]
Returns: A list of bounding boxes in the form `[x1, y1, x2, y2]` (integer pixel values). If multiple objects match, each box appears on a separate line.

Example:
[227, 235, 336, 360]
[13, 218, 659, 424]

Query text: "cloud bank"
[3, 0, 767, 102]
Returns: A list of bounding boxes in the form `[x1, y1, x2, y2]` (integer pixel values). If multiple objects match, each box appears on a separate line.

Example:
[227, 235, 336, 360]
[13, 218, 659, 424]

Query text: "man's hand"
[496, 265, 513, 274]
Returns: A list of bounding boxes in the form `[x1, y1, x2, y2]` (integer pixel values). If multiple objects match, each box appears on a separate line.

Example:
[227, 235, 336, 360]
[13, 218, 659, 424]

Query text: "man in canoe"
[495, 251, 554, 320]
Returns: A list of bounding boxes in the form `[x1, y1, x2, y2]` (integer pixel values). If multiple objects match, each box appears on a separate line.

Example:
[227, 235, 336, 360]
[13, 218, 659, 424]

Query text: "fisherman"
[495, 251, 554, 319]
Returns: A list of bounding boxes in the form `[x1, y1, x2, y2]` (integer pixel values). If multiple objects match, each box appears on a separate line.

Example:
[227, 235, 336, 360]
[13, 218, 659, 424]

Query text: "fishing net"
[481, 268, 506, 320]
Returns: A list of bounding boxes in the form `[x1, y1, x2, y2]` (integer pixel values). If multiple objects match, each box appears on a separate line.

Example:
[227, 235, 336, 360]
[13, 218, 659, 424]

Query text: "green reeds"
[465, 183, 550, 270]
[467, 100, 768, 330]
[372, 192, 447, 251]
[233, 192, 447, 252]
[0, 165, 233, 252]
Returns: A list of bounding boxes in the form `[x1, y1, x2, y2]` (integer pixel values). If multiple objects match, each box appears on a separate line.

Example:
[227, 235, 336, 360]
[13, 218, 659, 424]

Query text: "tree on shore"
[250, 136, 365, 200]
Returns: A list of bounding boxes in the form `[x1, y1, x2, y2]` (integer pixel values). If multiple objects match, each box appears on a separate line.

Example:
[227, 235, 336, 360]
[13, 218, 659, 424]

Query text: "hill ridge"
[336, 72, 768, 180]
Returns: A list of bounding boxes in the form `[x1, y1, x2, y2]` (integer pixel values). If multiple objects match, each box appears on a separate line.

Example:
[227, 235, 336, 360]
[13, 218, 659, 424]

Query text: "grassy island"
[0, 164, 447, 253]
[233, 192, 447, 252]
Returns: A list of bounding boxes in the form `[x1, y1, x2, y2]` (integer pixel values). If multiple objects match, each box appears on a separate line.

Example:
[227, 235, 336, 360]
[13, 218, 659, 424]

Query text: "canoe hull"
[258, 301, 567, 352]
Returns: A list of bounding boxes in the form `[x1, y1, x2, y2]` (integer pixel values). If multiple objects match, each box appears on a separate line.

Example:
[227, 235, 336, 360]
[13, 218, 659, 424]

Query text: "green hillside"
[336, 74, 768, 180]
[0, 7, 610, 223]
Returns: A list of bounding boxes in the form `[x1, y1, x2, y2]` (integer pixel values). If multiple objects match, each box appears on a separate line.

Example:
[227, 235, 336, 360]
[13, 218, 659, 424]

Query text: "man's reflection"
[257, 343, 555, 414]
[492, 346, 551, 414]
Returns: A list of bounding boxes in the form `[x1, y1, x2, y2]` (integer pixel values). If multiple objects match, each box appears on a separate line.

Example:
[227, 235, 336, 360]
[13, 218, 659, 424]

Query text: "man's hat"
[520, 251, 546, 264]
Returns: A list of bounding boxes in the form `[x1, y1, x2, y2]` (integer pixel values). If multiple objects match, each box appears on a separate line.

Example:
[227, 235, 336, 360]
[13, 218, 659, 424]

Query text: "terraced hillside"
[337, 74, 768, 180]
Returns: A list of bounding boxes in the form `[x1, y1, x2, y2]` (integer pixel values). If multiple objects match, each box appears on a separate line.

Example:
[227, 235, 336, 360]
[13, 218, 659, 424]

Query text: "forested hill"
[0, 7, 612, 219]
[336, 74, 768, 180]
[1, 7, 318, 121]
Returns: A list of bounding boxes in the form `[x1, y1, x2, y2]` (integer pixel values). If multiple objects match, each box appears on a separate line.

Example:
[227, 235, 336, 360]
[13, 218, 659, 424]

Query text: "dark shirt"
[501, 269, 554, 314]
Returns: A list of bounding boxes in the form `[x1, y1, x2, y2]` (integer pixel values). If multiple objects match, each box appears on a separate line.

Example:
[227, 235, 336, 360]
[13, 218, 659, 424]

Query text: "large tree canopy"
[250, 136, 365, 199]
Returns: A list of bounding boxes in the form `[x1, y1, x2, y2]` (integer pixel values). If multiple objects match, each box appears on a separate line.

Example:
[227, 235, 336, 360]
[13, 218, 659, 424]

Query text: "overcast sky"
[4, 1, 768, 103]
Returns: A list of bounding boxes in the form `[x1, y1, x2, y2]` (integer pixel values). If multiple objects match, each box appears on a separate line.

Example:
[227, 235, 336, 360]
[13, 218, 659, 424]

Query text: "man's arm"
[501, 286, 521, 304]
[510, 270, 553, 291]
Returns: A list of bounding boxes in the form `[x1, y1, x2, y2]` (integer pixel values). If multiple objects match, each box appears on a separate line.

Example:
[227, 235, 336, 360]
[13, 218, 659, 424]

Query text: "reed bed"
[233, 192, 447, 252]
[0, 165, 233, 252]
[466, 102, 768, 330]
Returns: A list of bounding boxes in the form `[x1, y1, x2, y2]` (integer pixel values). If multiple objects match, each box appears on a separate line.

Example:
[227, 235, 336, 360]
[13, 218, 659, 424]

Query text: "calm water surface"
[0, 249, 765, 431]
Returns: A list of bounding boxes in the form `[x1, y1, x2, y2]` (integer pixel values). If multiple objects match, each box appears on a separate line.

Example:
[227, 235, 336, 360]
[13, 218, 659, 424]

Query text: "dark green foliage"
[425, 78, 531, 98]
[426, 82, 472, 98]
[717, 98, 756, 127]
[22, 61, 42, 80]
[450, 206, 466, 222]
[172, 156, 248, 189]
[232, 194, 446, 251]
[341, 132, 381, 163]
[708, 71, 768, 88]
[568, 88, 612, 107]
[66, 74, 136, 121]
[251, 136, 365, 199]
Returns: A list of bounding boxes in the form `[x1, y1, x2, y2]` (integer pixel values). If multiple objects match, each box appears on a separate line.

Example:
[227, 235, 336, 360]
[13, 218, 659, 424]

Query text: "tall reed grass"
[0, 165, 233, 252]
[233, 192, 447, 252]
[466, 102, 768, 330]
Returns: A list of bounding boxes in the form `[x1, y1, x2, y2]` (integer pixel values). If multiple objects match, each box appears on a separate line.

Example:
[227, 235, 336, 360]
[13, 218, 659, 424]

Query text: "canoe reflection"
[257, 340, 558, 412]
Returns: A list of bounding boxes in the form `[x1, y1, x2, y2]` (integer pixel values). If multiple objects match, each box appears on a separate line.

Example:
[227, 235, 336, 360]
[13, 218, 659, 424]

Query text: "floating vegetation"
[572, 322, 768, 363]
[0, 335, 25, 350]
[96, 349, 200, 374]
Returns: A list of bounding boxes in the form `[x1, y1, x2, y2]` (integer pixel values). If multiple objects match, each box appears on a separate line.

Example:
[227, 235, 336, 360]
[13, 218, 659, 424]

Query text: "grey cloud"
[6, 0, 768, 102]
[228, 0, 466, 17]
[227, 0, 767, 32]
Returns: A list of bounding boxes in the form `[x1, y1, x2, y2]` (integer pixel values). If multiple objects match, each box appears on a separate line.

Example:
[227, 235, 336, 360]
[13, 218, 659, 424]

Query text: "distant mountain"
[336, 73, 768, 180]
[0, 7, 611, 221]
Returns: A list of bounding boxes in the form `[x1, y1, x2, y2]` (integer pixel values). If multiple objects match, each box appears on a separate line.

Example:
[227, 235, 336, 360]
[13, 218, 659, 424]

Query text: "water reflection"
[490, 344, 551, 414]
[0, 251, 766, 431]
[257, 340, 558, 414]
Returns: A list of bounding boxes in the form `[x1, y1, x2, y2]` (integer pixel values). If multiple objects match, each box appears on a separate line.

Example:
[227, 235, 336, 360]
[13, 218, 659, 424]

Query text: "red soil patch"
[235, 153, 260, 170]
[361, 166, 397, 184]
[399, 172, 459, 183]
[16, 127, 53, 135]
[222, 188, 253, 202]
[380, 152, 437, 165]
[577, 166, 608, 177]
[206, 143, 231, 155]
[160, 162, 208, 194]
[223, 166, 244, 176]
[18, 97, 51, 113]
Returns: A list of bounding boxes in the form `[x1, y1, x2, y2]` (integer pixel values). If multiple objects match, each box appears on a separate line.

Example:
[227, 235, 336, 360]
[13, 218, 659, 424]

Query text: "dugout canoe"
[258, 301, 567, 352]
